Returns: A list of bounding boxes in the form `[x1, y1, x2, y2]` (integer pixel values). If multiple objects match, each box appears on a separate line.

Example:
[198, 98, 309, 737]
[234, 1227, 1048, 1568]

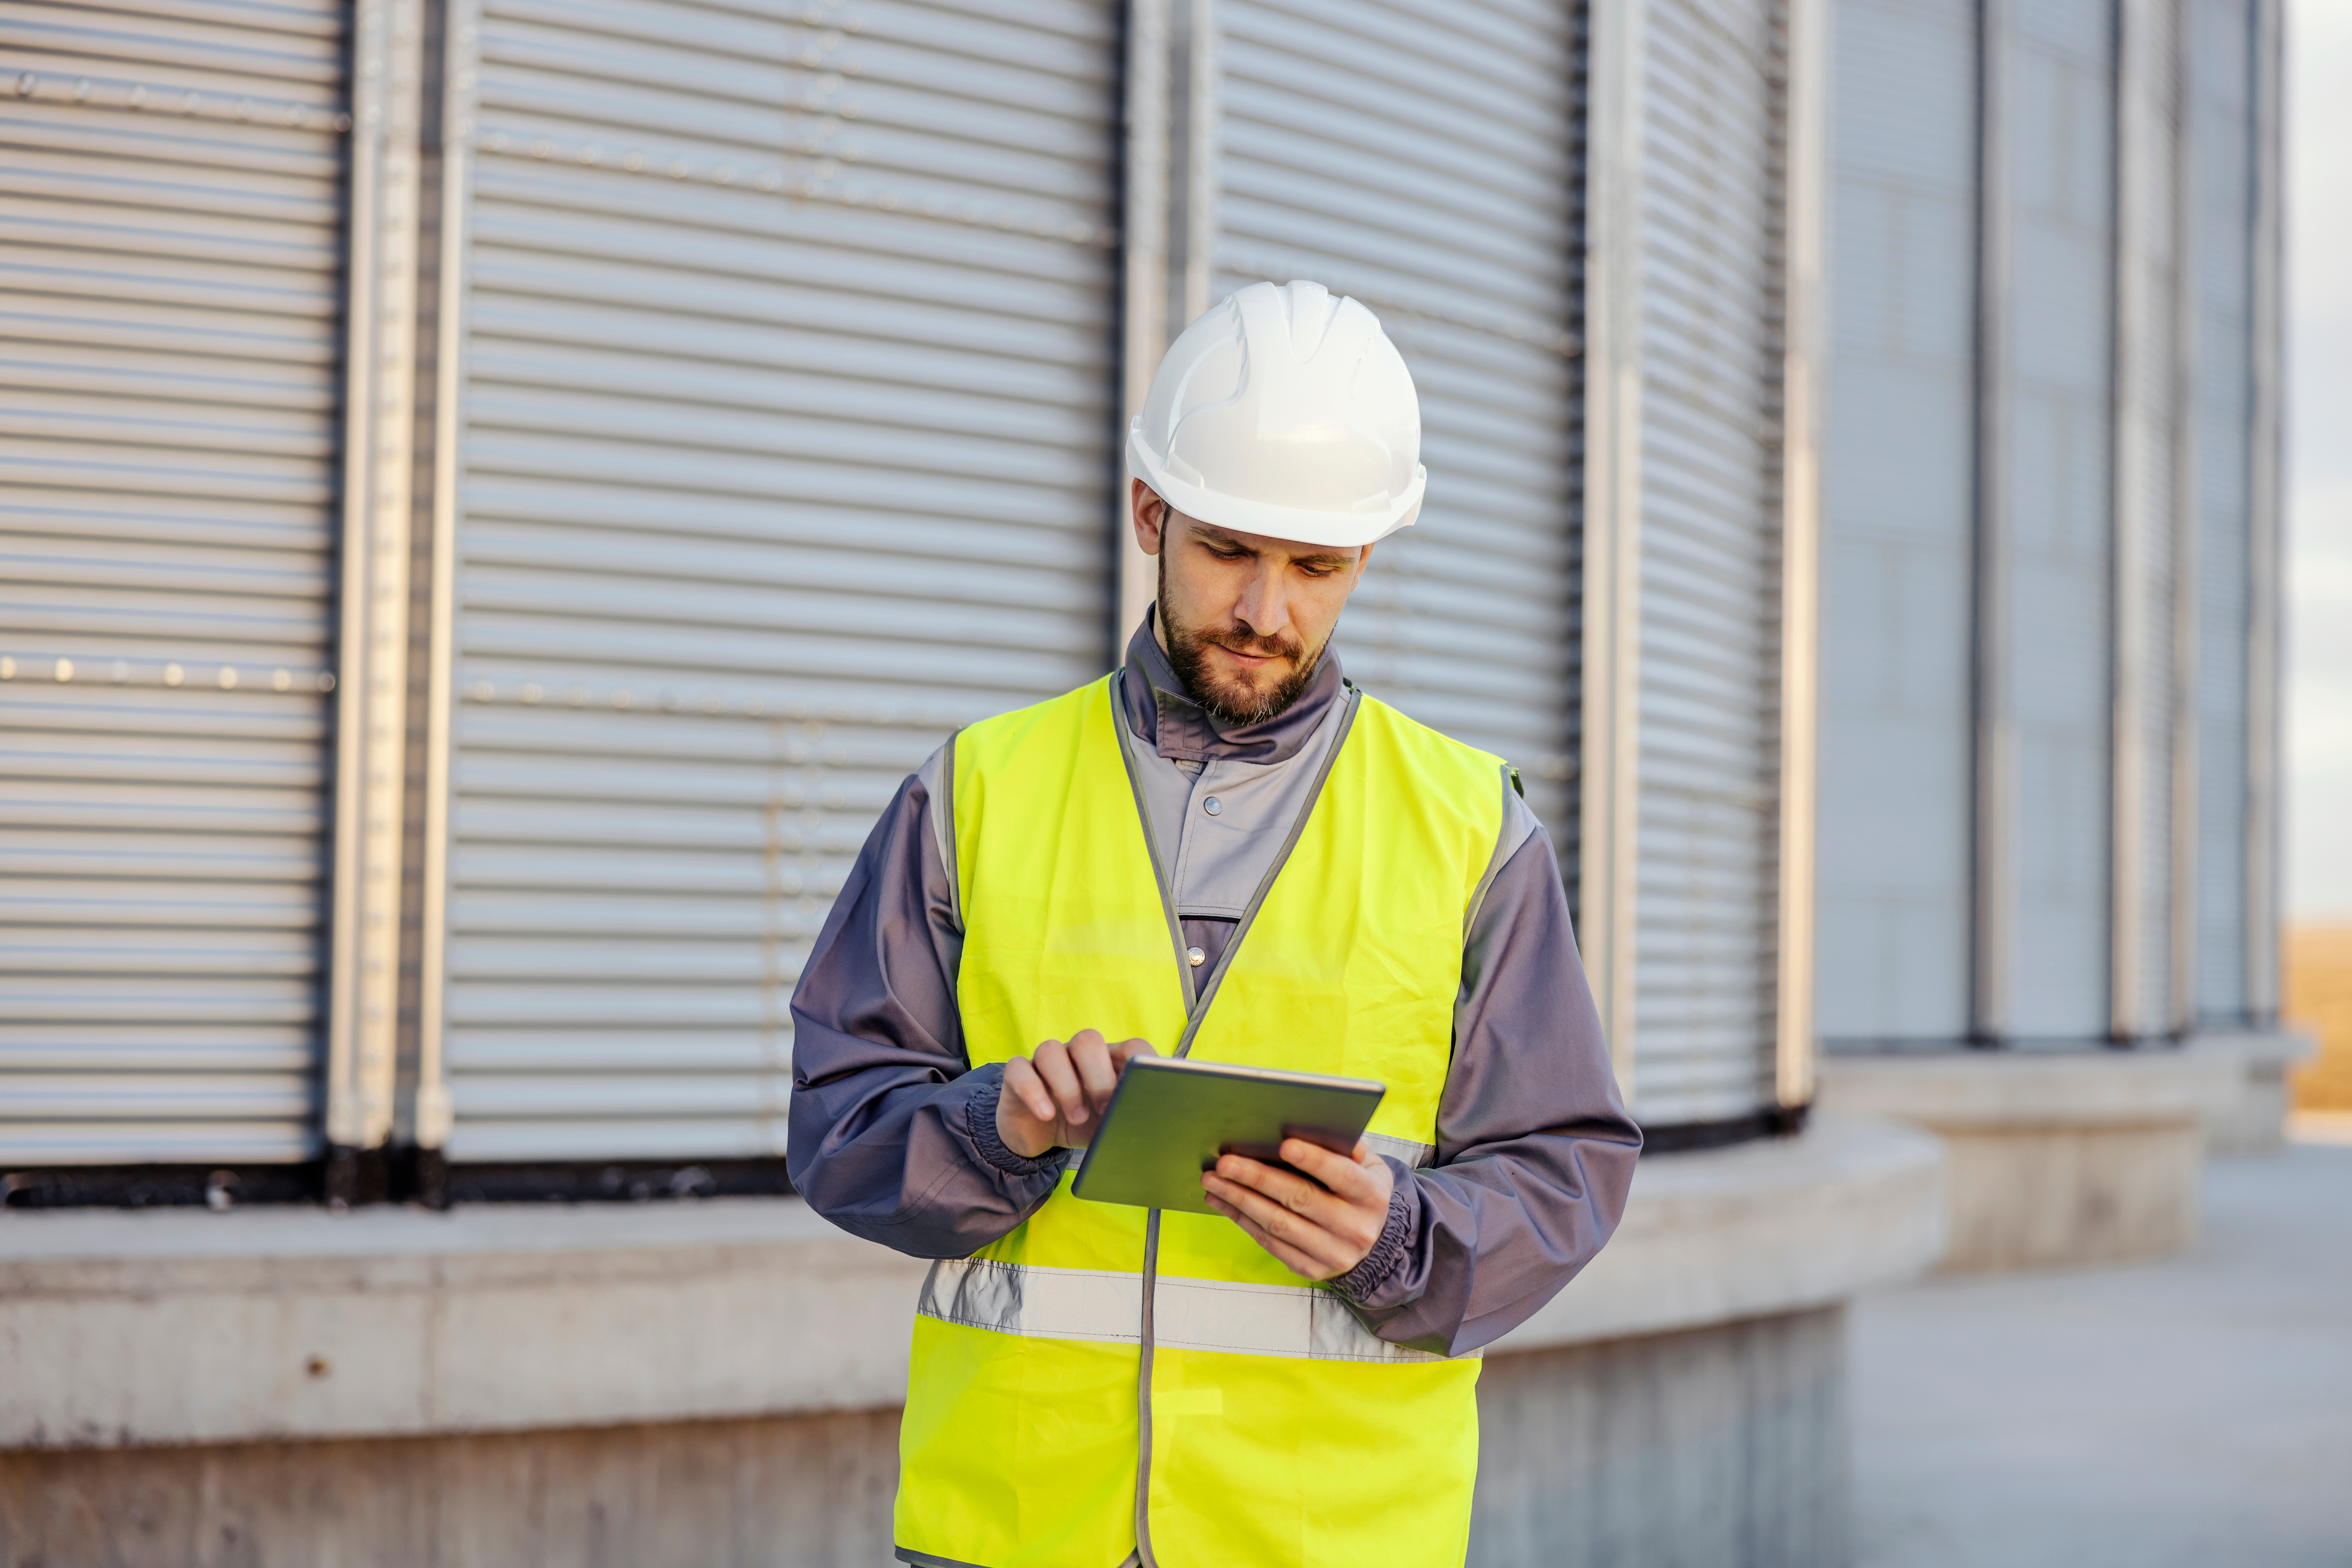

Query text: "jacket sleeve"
[785, 748, 1070, 1258]
[1331, 815, 1643, 1356]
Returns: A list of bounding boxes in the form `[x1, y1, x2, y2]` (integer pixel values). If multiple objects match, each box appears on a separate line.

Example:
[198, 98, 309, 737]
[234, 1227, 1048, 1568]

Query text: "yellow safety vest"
[896, 674, 1508, 1568]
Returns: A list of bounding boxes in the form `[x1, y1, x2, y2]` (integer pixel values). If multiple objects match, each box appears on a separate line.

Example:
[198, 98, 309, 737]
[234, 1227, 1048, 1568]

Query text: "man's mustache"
[1202, 628, 1304, 663]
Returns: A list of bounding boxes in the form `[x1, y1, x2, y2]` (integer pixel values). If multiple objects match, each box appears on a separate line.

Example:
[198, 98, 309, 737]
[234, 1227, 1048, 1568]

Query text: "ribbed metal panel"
[1815, 0, 1977, 1043]
[2192, 0, 2254, 1021]
[0, 1, 348, 1164]
[1213, 0, 1583, 839]
[442, 0, 1122, 1159]
[2129, 0, 2184, 1032]
[1626, 0, 1785, 1122]
[2003, 0, 2113, 1038]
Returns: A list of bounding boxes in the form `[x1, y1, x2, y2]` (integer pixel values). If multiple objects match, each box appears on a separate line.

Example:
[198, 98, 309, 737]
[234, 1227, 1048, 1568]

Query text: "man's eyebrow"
[1187, 525, 1354, 569]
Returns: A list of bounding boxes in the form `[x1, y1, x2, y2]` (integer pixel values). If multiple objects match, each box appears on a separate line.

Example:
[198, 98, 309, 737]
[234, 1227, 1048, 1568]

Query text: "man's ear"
[1353, 541, 1376, 581]
[1131, 478, 1167, 557]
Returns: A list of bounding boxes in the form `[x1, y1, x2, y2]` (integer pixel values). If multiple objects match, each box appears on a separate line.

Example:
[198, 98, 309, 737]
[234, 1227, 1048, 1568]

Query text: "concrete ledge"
[1815, 1048, 2240, 1129]
[1816, 1049, 2233, 1272]
[1494, 1113, 1946, 1352]
[0, 1313, 1857, 1568]
[0, 1202, 929, 1450]
[0, 1114, 1945, 1452]
[2190, 1028, 2317, 1154]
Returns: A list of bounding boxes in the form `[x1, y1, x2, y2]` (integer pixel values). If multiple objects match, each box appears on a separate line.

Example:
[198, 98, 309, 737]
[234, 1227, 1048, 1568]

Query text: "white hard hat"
[1127, 279, 1425, 550]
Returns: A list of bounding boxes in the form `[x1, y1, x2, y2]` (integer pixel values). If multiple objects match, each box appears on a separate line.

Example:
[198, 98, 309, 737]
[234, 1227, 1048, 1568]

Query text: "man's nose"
[1232, 566, 1292, 643]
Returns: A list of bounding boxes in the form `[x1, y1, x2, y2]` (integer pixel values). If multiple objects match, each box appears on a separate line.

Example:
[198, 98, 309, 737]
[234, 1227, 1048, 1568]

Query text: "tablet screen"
[1069, 1055, 1385, 1214]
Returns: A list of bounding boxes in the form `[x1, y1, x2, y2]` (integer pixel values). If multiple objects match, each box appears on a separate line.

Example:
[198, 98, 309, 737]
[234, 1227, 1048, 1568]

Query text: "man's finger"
[1067, 1030, 1120, 1111]
[1030, 1039, 1088, 1124]
[1110, 1037, 1157, 1071]
[1201, 1171, 1352, 1273]
[1201, 1170, 1304, 1239]
[1216, 1152, 1340, 1222]
[1280, 1138, 1375, 1200]
[1003, 1056, 1055, 1122]
[1203, 1193, 1334, 1281]
[1202, 1190, 1331, 1276]
[1202, 1183, 1346, 1278]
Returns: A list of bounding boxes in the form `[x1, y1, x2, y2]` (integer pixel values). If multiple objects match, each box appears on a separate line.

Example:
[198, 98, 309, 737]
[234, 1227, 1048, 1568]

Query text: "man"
[789, 280, 1640, 1568]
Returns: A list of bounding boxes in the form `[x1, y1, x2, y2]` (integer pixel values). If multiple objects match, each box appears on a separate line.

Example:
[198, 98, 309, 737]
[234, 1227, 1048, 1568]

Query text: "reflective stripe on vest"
[895, 676, 1503, 1568]
[917, 1257, 1448, 1364]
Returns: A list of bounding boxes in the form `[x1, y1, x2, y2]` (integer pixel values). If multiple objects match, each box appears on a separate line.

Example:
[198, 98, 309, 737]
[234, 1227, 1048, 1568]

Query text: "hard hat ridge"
[1272, 276, 1345, 360]
[1128, 279, 1426, 550]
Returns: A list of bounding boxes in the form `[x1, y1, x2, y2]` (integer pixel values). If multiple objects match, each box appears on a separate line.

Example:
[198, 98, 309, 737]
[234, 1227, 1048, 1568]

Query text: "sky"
[2287, 0, 2352, 919]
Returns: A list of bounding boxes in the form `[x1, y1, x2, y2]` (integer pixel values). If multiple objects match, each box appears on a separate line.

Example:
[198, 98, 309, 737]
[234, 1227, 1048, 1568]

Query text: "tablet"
[1069, 1055, 1386, 1214]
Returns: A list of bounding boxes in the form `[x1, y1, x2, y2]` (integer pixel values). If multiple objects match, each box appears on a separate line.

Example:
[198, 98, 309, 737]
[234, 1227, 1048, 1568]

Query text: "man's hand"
[1200, 1138, 1395, 1282]
[995, 1029, 1156, 1158]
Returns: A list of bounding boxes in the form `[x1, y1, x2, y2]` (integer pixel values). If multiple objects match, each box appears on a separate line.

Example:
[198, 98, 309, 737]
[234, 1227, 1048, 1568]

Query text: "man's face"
[1131, 479, 1373, 726]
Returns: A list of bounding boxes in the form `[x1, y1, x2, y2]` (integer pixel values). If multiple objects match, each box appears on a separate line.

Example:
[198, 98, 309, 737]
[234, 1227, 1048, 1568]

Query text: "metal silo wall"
[1815, 0, 1977, 1044]
[436, 0, 1124, 1160]
[0, 3, 348, 1164]
[1213, 0, 1585, 840]
[1627, 0, 1787, 1122]
[2002, 0, 2114, 1040]
[2191, 0, 2255, 1022]
[2118, 0, 2186, 1035]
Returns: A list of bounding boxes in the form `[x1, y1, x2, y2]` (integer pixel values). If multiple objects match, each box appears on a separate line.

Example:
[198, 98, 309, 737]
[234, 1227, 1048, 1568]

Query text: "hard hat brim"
[1127, 424, 1422, 550]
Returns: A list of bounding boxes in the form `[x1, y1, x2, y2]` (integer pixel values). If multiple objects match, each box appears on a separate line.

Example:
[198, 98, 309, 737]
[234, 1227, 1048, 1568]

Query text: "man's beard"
[1157, 556, 1329, 727]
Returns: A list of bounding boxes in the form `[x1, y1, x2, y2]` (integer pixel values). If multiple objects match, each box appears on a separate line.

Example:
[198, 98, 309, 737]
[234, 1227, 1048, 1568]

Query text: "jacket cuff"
[1334, 1171, 1416, 1304]
[964, 1074, 1069, 1178]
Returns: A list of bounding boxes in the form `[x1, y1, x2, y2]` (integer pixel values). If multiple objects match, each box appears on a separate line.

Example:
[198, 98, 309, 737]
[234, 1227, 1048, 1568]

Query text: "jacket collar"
[1118, 608, 1346, 766]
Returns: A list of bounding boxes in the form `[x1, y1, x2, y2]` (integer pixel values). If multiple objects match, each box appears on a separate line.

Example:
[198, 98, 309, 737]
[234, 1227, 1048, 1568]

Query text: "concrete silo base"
[2190, 1029, 2318, 1155]
[0, 1118, 1942, 1567]
[1816, 1039, 2306, 1273]
[0, 1310, 1849, 1568]
[1472, 1305, 1848, 1568]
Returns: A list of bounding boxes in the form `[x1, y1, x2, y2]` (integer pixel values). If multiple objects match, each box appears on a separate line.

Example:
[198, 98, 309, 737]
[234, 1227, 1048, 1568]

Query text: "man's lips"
[1209, 641, 1288, 670]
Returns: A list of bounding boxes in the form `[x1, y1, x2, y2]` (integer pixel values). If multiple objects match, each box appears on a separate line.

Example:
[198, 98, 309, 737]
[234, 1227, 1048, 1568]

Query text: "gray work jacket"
[787, 617, 1641, 1357]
